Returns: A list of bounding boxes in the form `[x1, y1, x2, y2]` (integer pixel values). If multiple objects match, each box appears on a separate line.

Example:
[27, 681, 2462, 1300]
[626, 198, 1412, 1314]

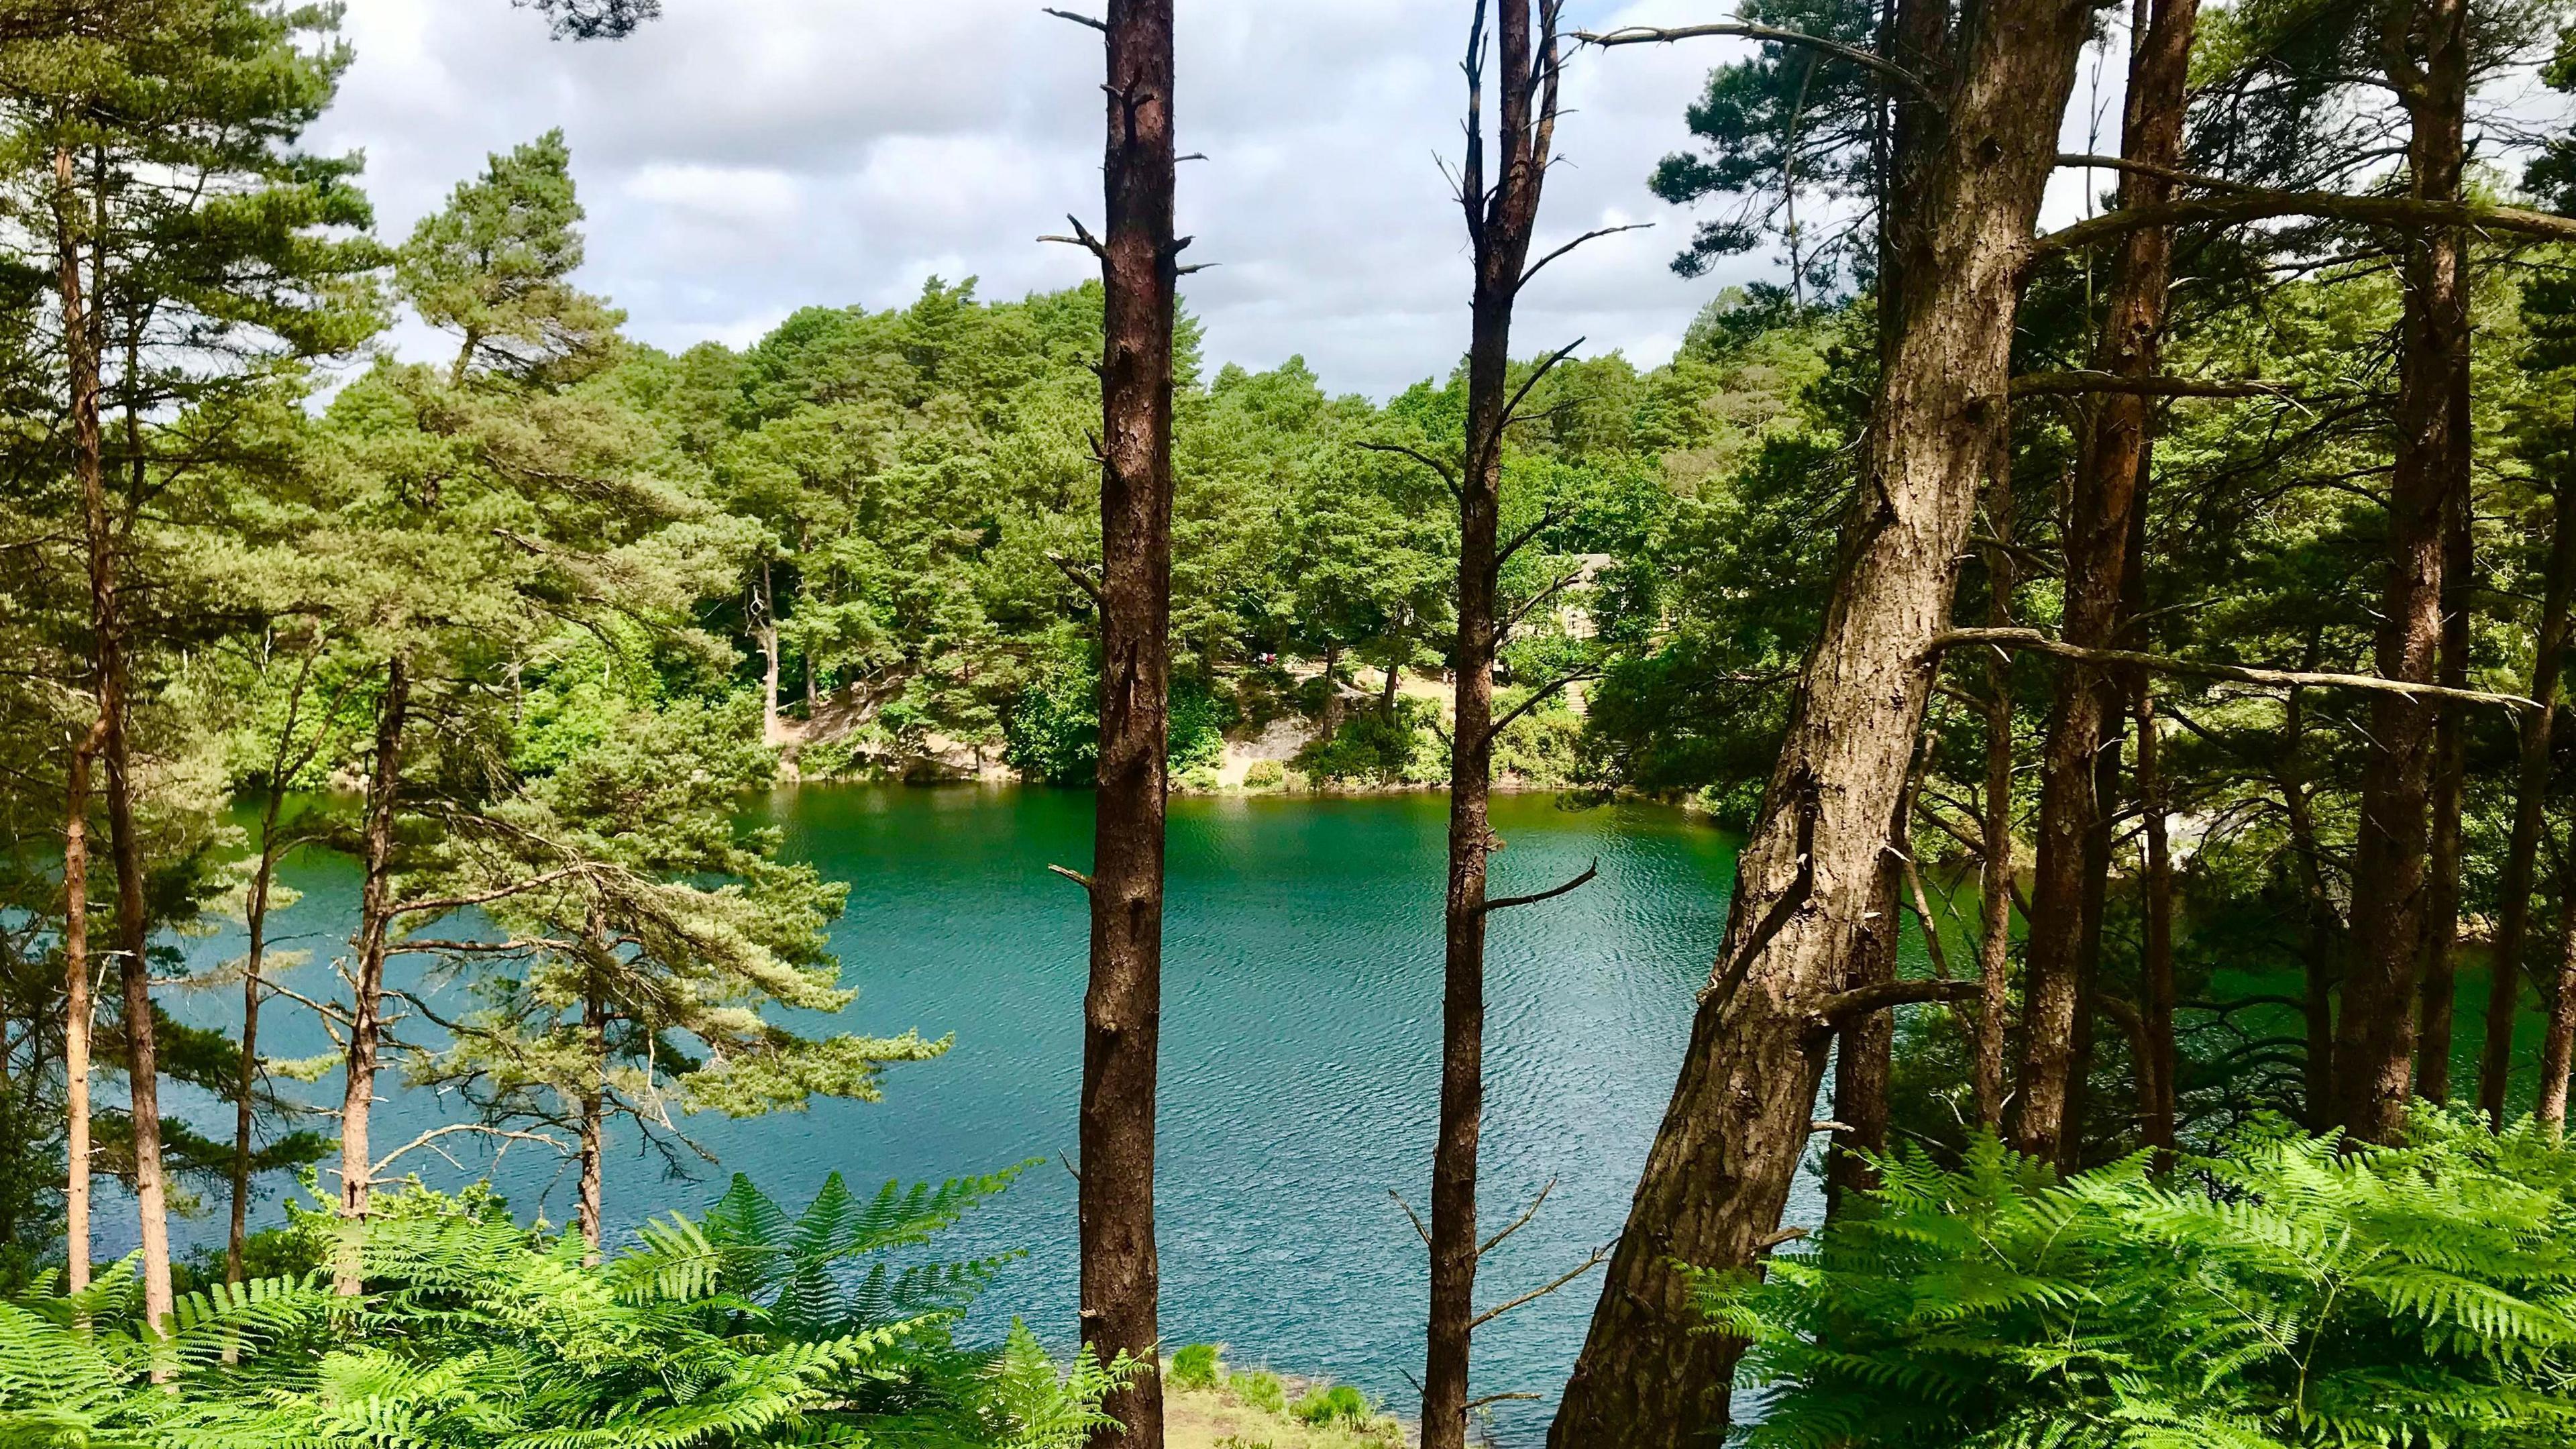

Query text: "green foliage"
[1170, 1340, 1223, 1390]
[1709, 1118, 2576, 1448]
[0, 1173, 1124, 1448]
[1228, 1367, 1287, 1414]
[1298, 700, 1446, 787]
[1242, 759, 1287, 792]
[1002, 637, 1102, 785]
[1287, 1383, 1376, 1428]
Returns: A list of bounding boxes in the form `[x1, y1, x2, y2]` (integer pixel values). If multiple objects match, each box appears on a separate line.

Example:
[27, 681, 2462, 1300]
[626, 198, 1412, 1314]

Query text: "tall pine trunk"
[2481, 485, 2576, 1119]
[2417, 480, 2473, 1101]
[1077, 4, 1177, 1444]
[579, 983, 606, 1260]
[1974, 468, 2016, 1130]
[1550, 2, 2092, 1438]
[1423, 7, 1561, 1446]
[2011, 0, 2198, 1160]
[2538, 871, 2576, 1133]
[60, 716, 103, 1293]
[338, 658, 409, 1293]
[58, 141, 171, 1336]
[2337, 0, 2469, 1145]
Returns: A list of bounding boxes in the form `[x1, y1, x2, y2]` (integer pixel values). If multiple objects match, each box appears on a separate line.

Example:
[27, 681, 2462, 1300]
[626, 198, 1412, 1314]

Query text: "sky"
[309, 0, 2120, 398]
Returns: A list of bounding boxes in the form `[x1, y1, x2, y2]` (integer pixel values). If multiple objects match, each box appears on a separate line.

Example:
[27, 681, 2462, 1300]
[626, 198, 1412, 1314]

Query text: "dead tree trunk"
[1551, 2, 2094, 1440]
[2135, 673, 2178, 1157]
[2481, 485, 2576, 1121]
[337, 658, 409, 1293]
[229, 782, 287, 1282]
[2417, 478, 2473, 1102]
[579, 984, 606, 1260]
[60, 716, 103, 1293]
[1974, 462, 2017, 1131]
[2337, 0, 2471, 1146]
[1071, 4, 1179, 1444]
[1423, 6, 1566, 1447]
[2010, 0, 2198, 1161]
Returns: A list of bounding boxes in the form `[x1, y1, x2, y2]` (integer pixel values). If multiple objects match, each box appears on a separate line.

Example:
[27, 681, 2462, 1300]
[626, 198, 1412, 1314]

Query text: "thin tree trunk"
[1424, 7, 1562, 1446]
[2417, 478, 2473, 1102]
[1974, 462, 2017, 1132]
[2536, 865, 2576, 1132]
[1077, 3, 1177, 1444]
[58, 141, 171, 1338]
[228, 785, 286, 1283]
[1320, 641, 1342, 739]
[2481, 484, 2576, 1120]
[2135, 674, 2177, 1159]
[1382, 658, 1403, 716]
[60, 715, 104, 1295]
[1827, 848, 1902, 1215]
[756, 561, 785, 748]
[1550, 1, 2094, 1438]
[2010, 0, 2198, 1161]
[337, 658, 409, 1293]
[2337, 0, 2469, 1146]
[2061, 698, 2123, 1169]
[578, 985, 605, 1261]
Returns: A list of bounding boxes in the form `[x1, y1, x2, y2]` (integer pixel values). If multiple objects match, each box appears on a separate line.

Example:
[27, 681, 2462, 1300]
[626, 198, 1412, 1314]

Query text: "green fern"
[0, 1167, 1108, 1449]
[1709, 1114, 2576, 1448]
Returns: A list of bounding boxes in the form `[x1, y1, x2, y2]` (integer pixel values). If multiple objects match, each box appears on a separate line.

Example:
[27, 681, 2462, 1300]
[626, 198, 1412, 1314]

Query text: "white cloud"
[312, 0, 1825, 397]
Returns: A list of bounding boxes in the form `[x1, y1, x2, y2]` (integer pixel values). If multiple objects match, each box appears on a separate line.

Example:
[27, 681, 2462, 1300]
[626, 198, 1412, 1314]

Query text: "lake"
[145, 784, 1800, 1446]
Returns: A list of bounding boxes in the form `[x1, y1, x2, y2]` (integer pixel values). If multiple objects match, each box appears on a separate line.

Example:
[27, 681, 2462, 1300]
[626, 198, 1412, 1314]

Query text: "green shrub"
[1004, 644, 1101, 785]
[1228, 1367, 1287, 1413]
[1297, 700, 1444, 785]
[1169, 1341, 1223, 1390]
[1289, 1383, 1375, 1428]
[1170, 675, 1234, 773]
[1242, 758, 1286, 790]
[1710, 1115, 2576, 1448]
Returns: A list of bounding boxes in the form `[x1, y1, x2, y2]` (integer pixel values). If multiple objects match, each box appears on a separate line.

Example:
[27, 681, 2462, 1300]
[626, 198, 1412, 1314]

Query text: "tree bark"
[1320, 640, 1342, 739]
[1424, 7, 1562, 1447]
[1077, 4, 1177, 1445]
[1550, 0, 2094, 1438]
[337, 657, 409, 1293]
[60, 716, 104, 1294]
[2336, 0, 2469, 1146]
[2416, 475, 2473, 1102]
[2010, 0, 2198, 1162]
[2481, 486, 2576, 1121]
[2536, 869, 2576, 1134]
[755, 561, 786, 748]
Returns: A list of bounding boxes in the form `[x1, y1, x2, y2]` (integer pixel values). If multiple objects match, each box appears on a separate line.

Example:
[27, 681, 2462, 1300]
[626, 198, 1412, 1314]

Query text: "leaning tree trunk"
[2337, 0, 2470, 1145]
[2417, 476, 2473, 1102]
[60, 716, 103, 1294]
[1825, 852, 1902, 1216]
[2010, 0, 2198, 1161]
[2481, 484, 2576, 1120]
[1423, 7, 1564, 1446]
[1074, 4, 1177, 1445]
[228, 782, 288, 1282]
[1549, 3, 2092, 1440]
[337, 658, 409, 1293]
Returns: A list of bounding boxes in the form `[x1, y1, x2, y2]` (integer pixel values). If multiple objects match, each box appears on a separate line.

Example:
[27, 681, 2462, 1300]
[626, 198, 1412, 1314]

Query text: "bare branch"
[1487, 667, 1601, 741]
[1390, 1188, 1433, 1246]
[1041, 7, 1106, 32]
[1482, 858, 1600, 914]
[372, 1123, 566, 1179]
[1493, 337, 1585, 445]
[2055, 153, 2258, 194]
[1470, 1242, 1611, 1330]
[1815, 977, 1980, 1026]
[1468, 1392, 1546, 1409]
[2010, 370, 2294, 399]
[1479, 1177, 1557, 1256]
[1047, 551, 1106, 609]
[1356, 439, 1462, 492]
[1518, 223, 1654, 292]
[1576, 22, 1933, 101]
[1046, 863, 1097, 892]
[1930, 627, 2538, 710]
[2029, 191, 2576, 264]
[1038, 213, 1108, 257]
[1496, 505, 1571, 571]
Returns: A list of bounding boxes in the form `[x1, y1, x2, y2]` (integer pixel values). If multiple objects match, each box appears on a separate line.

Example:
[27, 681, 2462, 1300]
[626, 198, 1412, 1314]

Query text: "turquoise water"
[146, 785, 1780, 1444]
